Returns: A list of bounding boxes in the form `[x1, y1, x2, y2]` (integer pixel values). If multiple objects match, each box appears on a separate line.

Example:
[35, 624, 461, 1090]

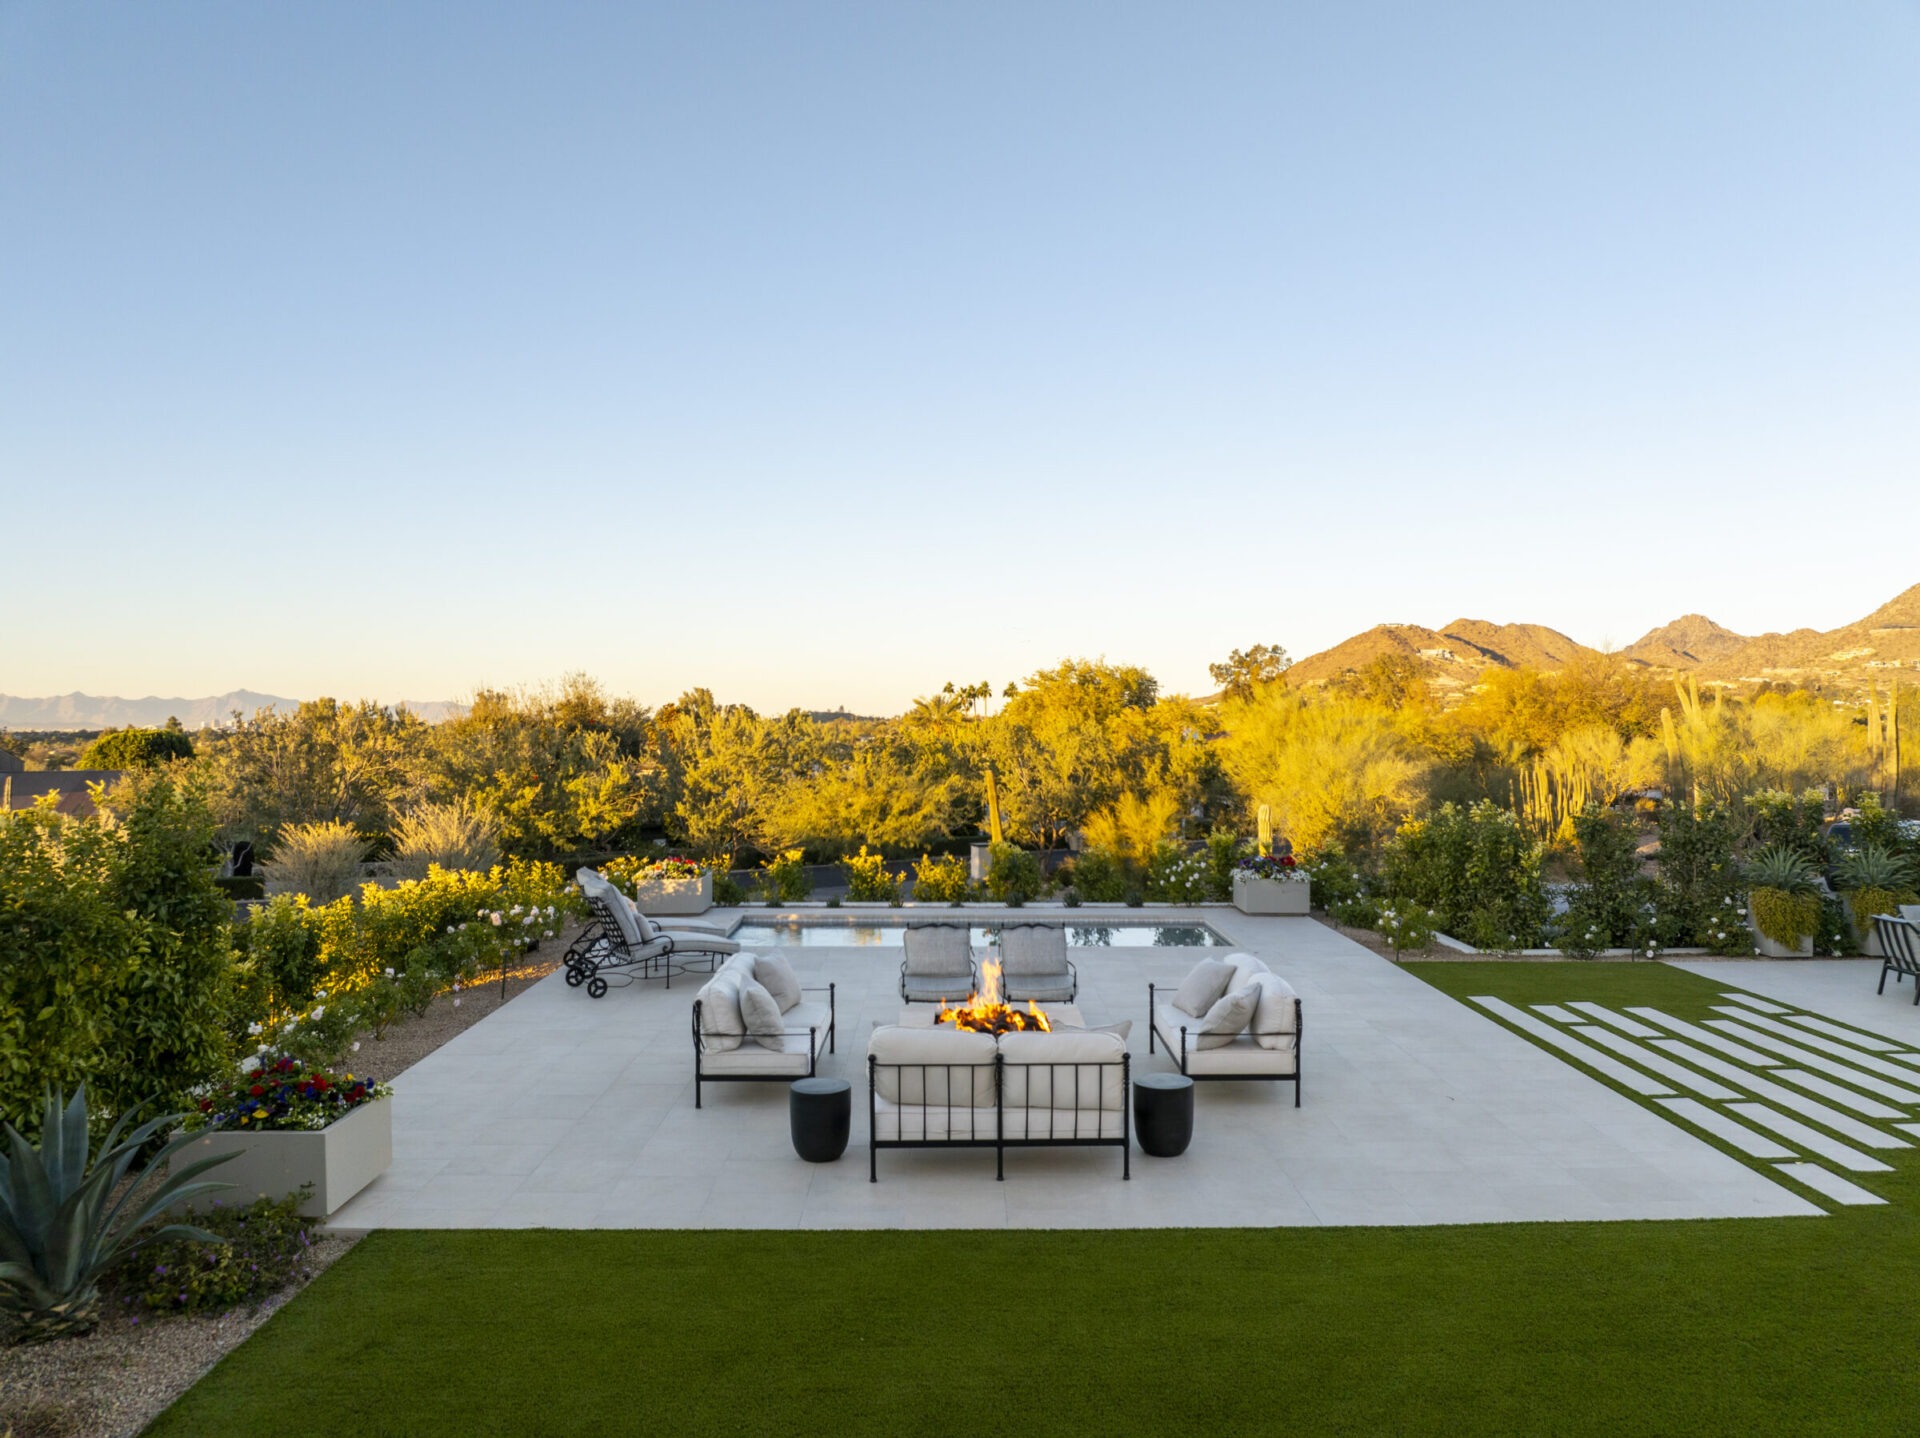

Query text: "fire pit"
[936, 961, 1053, 1035]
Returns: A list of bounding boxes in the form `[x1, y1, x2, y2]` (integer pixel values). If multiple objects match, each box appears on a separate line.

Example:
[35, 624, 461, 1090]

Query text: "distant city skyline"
[5, 4, 1916, 714]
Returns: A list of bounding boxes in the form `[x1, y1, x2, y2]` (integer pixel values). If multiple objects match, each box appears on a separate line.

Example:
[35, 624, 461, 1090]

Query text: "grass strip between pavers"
[153, 962, 1920, 1437]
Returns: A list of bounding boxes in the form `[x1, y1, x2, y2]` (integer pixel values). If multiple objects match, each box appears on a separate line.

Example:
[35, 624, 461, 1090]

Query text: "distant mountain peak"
[0, 691, 464, 730]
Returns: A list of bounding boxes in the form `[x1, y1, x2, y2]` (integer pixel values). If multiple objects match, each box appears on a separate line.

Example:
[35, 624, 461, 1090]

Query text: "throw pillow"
[753, 952, 802, 1011]
[1195, 983, 1259, 1049]
[696, 971, 745, 1053]
[1172, 956, 1236, 1018]
[1088, 1019, 1134, 1043]
[738, 978, 787, 1052]
[1251, 973, 1298, 1050]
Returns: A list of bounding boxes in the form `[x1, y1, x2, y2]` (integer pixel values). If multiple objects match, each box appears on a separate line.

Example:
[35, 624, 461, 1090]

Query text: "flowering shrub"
[1235, 854, 1301, 880]
[1146, 843, 1212, 903]
[115, 1193, 318, 1317]
[912, 852, 970, 904]
[1375, 904, 1436, 954]
[1066, 847, 1130, 903]
[759, 849, 813, 903]
[842, 846, 903, 902]
[186, 1055, 390, 1133]
[985, 843, 1045, 905]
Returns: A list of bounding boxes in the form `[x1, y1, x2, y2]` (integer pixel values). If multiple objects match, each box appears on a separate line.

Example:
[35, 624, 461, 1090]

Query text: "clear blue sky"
[4, 2, 1917, 714]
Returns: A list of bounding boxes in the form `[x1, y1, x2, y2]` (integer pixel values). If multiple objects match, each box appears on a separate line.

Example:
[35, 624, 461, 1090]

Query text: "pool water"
[730, 922, 1229, 948]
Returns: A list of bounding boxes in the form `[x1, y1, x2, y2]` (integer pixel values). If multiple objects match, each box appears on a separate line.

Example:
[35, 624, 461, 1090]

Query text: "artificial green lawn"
[152, 962, 1920, 1437]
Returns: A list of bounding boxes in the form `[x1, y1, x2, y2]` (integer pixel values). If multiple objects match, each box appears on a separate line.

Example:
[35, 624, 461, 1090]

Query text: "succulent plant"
[0, 1086, 235, 1343]
[1835, 843, 1920, 895]
[1743, 843, 1822, 896]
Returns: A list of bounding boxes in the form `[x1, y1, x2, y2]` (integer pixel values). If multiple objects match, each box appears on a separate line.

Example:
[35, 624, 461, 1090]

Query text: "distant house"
[0, 751, 125, 815]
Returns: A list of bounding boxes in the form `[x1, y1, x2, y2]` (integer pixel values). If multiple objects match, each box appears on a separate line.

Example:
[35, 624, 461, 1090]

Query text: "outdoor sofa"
[867, 1024, 1130, 1180]
[691, 952, 836, 1107]
[1148, 952, 1302, 1104]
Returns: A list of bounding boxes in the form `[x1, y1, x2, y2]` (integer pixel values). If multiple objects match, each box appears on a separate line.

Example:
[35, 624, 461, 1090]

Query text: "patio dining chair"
[997, 924, 1078, 1004]
[1872, 914, 1920, 1005]
[899, 923, 977, 1003]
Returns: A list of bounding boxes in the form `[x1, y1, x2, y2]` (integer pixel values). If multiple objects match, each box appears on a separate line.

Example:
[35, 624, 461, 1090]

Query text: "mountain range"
[0, 691, 465, 731]
[1285, 582, 1920, 696]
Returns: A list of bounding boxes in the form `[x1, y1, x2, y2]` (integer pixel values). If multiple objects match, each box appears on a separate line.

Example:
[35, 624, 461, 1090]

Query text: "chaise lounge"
[568, 867, 742, 996]
[1149, 952, 1302, 1104]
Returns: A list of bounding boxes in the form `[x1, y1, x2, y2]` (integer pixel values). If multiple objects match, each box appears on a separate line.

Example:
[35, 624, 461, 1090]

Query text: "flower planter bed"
[1232, 872, 1311, 916]
[632, 870, 713, 916]
[175, 1097, 392, 1219]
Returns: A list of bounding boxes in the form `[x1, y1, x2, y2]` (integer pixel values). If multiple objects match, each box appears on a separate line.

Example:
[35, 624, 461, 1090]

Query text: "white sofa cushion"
[1251, 973, 1299, 1049]
[1194, 983, 1259, 1049]
[1224, 952, 1269, 993]
[1180, 1042, 1299, 1076]
[783, 1001, 833, 1049]
[871, 1096, 1001, 1142]
[868, 1025, 998, 1107]
[1001, 1108, 1129, 1140]
[902, 925, 974, 977]
[1172, 957, 1236, 1018]
[998, 1030, 1126, 1111]
[695, 967, 747, 1053]
[698, 1043, 815, 1074]
[738, 977, 786, 1051]
[1088, 1019, 1133, 1043]
[753, 953, 802, 1011]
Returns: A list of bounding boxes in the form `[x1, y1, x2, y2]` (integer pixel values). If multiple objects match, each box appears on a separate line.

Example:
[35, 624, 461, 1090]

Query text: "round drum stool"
[789, 1077, 851, 1162]
[1133, 1073, 1195, 1158]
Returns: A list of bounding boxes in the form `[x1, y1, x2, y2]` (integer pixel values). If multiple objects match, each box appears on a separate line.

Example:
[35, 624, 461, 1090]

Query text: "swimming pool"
[730, 922, 1230, 948]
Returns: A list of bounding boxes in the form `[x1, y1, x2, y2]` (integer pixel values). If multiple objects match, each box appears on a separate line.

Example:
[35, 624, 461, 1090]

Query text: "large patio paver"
[328, 911, 1817, 1229]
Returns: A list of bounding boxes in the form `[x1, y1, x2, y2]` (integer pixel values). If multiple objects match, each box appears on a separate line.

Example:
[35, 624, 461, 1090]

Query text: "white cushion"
[620, 894, 661, 944]
[738, 977, 786, 1051]
[1172, 957, 1235, 1018]
[1179, 1043, 1298, 1076]
[998, 925, 1069, 977]
[1194, 983, 1259, 1049]
[1251, 973, 1299, 1049]
[699, 1043, 814, 1074]
[868, 1025, 998, 1107]
[695, 969, 746, 1053]
[753, 952, 802, 1010]
[784, 1002, 833, 1047]
[1088, 1020, 1133, 1043]
[998, 1030, 1126, 1110]
[871, 1096, 1000, 1142]
[1225, 952, 1269, 993]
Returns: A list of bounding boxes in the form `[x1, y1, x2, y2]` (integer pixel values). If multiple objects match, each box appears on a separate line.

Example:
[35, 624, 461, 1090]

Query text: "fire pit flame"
[936, 960, 1052, 1035]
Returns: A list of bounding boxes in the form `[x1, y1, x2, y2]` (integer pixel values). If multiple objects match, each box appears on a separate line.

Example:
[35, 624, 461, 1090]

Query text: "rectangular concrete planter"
[1749, 911, 1813, 960]
[1233, 872, 1311, 915]
[175, 1097, 392, 1219]
[633, 870, 712, 916]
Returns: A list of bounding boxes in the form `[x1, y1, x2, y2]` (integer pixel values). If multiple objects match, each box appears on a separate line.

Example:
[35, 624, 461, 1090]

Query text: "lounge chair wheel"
[565, 966, 585, 987]
[587, 975, 608, 999]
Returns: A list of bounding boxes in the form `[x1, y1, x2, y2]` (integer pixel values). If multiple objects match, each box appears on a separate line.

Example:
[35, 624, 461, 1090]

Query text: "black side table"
[789, 1077, 851, 1162]
[1133, 1073, 1195, 1158]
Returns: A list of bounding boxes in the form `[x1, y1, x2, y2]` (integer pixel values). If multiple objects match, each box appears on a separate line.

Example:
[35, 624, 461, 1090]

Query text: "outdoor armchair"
[996, 924, 1078, 1003]
[1872, 914, 1920, 1005]
[899, 923, 977, 1003]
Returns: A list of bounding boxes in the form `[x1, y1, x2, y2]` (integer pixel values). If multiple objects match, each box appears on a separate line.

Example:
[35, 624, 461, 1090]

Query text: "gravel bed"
[0, 923, 588, 1437]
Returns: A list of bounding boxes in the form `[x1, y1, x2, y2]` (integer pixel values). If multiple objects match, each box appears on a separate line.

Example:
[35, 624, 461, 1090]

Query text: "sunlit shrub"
[911, 852, 970, 904]
[388, 800, 501, 880]
[262, 820, 371, 904]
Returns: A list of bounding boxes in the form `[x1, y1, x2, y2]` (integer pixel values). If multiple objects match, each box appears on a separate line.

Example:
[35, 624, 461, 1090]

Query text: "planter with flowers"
[174, 1057, 393, 1218]
[1232, 854, 1311, 915]
[606, 854, 713, 916]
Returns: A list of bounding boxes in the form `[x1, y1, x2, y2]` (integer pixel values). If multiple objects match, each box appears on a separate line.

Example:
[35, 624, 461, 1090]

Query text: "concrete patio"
[327, 910, 1817, 1230]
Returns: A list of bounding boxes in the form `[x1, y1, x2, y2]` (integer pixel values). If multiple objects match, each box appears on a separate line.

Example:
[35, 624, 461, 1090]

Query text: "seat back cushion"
[738, 977, 788, 1052]
[696, 968, 747, 1053]
[999, 1029, 1125, 1110]
[1251, 973, 1299, 1049]
[619, 894, 661, 944]
[869, 1025, 998, 1107]
[903, 925, 973, 977]
[753, 952, 803, 1010]
[1172, 956, 1236, 1019]
[1225, 952, 1269, 993]
[1195, 983, 1260, 1049]
[998, 925, 1069, 977]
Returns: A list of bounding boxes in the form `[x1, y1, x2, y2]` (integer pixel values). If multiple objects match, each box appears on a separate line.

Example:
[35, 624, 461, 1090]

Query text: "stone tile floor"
[328, 909, 1817, 1230]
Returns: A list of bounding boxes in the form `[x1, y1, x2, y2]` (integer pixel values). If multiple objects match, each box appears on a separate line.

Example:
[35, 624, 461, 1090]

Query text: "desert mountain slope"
[0, 691, 465, 730]
[1622, 614, 1749, 668]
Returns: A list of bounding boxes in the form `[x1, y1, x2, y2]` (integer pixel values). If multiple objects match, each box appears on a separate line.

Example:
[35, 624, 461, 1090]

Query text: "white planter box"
[1233, 872, 1311, 915]
[1748, 910, 1813, 960]
[633, 870, 712, 916]
[175, 1097, 392, 1219]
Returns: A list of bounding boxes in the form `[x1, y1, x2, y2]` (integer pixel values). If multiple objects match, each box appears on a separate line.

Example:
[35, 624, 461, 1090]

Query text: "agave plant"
[0, 1087, 235, 1343]
[1835, 843, 1920, 894]
[1742, 843, 1822, 895]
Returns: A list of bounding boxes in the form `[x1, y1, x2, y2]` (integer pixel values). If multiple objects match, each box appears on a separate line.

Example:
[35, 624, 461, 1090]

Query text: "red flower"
[249, 1084, 265, 1097]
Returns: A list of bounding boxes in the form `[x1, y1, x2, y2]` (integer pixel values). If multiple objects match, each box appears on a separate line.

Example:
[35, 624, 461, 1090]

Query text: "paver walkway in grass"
[328, 909, 1808, 1229]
